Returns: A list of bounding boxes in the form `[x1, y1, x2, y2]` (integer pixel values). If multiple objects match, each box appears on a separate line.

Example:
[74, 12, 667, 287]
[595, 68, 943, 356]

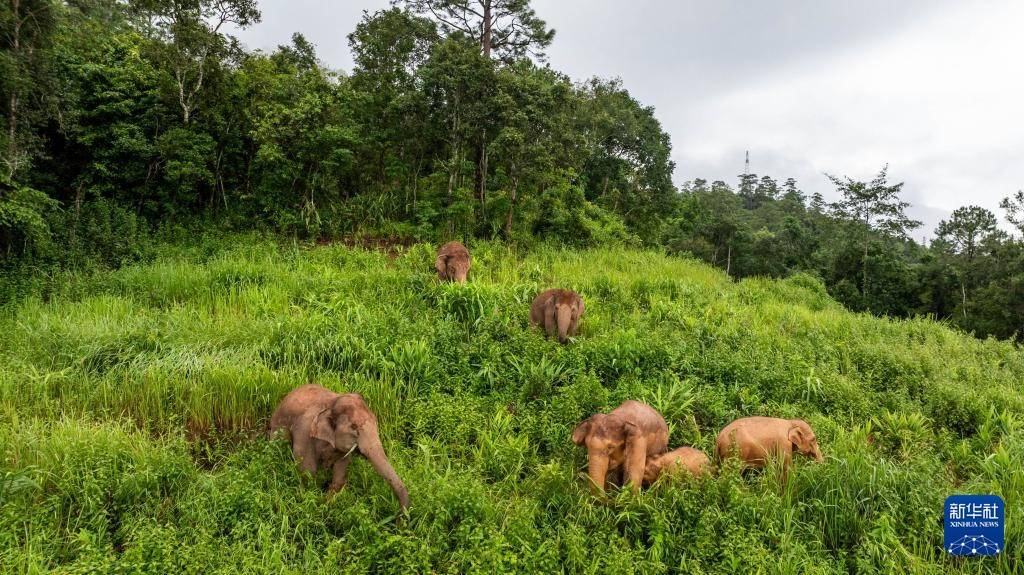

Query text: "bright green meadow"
[1, 237, 1021, 574]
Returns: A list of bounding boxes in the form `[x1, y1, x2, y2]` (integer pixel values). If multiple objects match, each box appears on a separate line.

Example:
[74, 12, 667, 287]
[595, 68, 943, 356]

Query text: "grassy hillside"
[1, 237, 1021, 574]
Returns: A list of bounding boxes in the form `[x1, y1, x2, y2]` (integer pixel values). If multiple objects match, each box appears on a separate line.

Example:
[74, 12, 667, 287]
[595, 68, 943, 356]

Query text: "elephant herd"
[574, 402, 823, 494]
[269, 241, 824, 511]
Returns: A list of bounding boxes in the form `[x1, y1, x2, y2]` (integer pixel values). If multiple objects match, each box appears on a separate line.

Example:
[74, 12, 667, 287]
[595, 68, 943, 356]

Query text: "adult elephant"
[530, 288, 584, 344]
[716, 417, 823, 476]
[572, 400, 668, 493]
[270, 385, 410, 511]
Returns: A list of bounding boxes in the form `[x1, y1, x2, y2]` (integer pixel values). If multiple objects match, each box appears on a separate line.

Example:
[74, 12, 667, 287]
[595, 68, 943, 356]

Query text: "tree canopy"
[1, 0, 1023, 342]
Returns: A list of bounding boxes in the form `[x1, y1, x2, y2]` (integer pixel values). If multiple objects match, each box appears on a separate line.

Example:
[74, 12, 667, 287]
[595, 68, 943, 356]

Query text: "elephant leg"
[622, 437, 648, 493]
[779, 451, 793, 485]
[294, 438, 318, 479]
[545, 303, 558, 339]
[327, 456, 351, 494]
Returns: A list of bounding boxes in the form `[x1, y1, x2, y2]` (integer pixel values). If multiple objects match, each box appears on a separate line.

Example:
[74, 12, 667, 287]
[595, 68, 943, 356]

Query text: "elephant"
[435, 241, 471, 283]
[643, 446, 712, 484]
[270, 384, 410, 511]
[529, 288, 584, 344]
[572, 400, 669, 493]
[715, 417, 823, 475]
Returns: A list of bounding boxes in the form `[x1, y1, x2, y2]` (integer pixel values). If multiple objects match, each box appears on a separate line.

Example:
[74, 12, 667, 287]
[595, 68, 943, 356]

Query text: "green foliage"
[4, 0, 676, 270]
[0, 176, 56, 256]
[2, 239, 1022, 573]
[663, 169, 1024, 342]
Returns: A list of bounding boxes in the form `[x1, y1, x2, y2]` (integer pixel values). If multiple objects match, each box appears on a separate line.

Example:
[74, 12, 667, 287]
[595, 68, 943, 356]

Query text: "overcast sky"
[231, 0, 1024, 236]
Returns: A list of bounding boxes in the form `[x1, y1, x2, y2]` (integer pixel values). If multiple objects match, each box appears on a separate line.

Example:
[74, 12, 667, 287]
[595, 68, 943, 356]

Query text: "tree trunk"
[446, 147, 460, 235]
[446, 148, 458, 206]
[6, 0, 22, 179]
[176, 67, 191, 124]
[70, 183, 83, 249]
[476, 0, 492, 221]
[244, 139, 256, 199]
[446, 102, 461, 212]
[504, 170, 519, 238]
[726, 243, 732, 276]
[476, 130, 487, 217]
[862, 240, 870, 310]
[961, 276, 968, 321]
[215, 148, 227, 210]
[481, 0, 492, 58]
[411, 156, 421, 213]
[5, 93, 16, 179]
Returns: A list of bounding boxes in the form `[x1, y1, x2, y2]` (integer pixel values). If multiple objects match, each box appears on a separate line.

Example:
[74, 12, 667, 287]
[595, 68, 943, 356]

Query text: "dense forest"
[2, 0, 1023, 340]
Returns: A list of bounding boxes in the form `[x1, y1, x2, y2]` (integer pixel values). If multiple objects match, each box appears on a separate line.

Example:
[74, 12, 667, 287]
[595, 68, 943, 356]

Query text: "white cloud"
[675, 1, 1024, 232]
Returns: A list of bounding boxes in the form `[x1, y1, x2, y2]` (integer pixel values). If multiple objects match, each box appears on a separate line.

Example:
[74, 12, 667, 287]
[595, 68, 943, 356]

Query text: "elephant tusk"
[342, 443, 358, 459]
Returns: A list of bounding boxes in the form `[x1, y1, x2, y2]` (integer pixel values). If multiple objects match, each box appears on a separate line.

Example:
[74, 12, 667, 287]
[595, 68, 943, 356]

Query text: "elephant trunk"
[586, 450, 609, 494]
[557, 305, 571, 343]
[359, 433, 410, 511]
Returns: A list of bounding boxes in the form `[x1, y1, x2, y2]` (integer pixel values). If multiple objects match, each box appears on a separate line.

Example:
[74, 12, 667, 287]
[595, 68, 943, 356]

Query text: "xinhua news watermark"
[944, 494, 1004, 557]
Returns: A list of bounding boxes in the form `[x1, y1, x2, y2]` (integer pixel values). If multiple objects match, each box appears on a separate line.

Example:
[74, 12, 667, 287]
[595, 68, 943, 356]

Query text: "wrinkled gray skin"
[529, 288, 584, 344]
[270, 385, 410, 510]
[435, 241, 471, 283]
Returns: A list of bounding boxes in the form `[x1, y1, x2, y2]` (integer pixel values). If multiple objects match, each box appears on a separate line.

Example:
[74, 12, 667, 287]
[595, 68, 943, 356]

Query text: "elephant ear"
[622, 420, 646, 453]
[573, 295, 585, 319]
[434, 253, 448, 276]
[787, 424, 807, 452]
[571, 419, 591, 445]
[310, 407, 336, 448]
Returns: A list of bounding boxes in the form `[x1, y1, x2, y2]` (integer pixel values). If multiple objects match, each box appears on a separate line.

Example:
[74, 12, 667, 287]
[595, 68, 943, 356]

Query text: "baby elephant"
[530, 289, 584, 344]
[716, 417, 823, 474]
[644, 446, 712, 484]
[270, 384, 410, 511]
[572, 400, 668, 493]
[435, 241, 471, 283]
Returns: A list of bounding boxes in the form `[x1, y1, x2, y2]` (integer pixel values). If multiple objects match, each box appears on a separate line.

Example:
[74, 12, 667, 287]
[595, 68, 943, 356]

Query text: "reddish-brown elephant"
[435, 241, 471, 283]
[643, 446, 712, 484]
[716, 417, 823, 475]
[529, 288, 584, 344]
[572, 400, 668, 493]
[270, 385, 410, 510]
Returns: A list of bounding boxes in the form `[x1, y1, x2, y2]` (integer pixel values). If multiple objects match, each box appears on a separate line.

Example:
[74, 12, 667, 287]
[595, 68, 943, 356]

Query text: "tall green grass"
[1, 237, 1021, 573]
